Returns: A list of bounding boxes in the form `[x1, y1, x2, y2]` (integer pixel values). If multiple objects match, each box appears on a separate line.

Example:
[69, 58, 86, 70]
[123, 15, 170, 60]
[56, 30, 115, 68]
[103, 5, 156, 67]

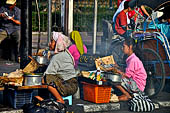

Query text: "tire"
[141, 48, 165, 98]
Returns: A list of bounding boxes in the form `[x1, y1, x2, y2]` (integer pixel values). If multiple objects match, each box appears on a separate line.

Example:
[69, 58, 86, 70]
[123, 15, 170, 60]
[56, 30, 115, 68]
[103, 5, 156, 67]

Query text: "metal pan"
[104, 72, 122, 83]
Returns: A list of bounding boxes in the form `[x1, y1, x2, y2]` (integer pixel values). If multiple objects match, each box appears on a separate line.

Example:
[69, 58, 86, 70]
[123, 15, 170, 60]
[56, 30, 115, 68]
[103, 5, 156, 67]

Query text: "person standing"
[69, 31, 87, 69]
[0, 0, 21, 62]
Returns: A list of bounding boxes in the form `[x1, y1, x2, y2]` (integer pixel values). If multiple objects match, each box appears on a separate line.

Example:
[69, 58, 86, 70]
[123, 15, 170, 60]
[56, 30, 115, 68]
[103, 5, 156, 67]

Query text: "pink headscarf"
[52, 32, 71, 53]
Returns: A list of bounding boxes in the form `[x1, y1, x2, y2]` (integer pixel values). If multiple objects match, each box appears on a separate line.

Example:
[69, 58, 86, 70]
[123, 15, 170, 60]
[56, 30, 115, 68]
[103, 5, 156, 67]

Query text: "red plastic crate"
[82, 82, 111, 103]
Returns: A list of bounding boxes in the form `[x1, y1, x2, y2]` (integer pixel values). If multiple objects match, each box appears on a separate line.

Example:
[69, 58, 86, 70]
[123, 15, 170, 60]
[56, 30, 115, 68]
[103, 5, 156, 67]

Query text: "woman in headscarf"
[68, 31, 87, 69]
[35, 32, 78, 104]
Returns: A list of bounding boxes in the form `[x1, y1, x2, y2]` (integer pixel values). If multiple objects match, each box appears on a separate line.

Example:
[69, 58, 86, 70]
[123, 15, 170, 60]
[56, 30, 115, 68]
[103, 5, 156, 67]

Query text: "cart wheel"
[141, 48, 165, 98]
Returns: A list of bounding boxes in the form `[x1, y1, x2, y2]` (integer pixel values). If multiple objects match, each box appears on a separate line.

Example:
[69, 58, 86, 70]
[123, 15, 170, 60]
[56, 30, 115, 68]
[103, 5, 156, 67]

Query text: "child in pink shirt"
[69, 31, 87, 69]
[105, 38, 147, 101]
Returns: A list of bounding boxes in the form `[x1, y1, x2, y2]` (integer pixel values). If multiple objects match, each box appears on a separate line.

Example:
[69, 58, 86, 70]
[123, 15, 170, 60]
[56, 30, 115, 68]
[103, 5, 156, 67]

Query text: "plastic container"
[7, 89, 33, 108]
[82, 82, 111, 103]
[24, 74, 43, 86]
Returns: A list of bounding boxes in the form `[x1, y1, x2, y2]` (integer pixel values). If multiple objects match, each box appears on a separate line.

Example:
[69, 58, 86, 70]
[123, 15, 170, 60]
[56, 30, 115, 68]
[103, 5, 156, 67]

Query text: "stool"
[62, 95, 72, 105]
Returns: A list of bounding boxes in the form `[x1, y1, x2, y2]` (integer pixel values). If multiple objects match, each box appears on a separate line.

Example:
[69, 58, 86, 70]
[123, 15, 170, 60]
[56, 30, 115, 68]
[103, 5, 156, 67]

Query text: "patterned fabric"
[46, 74, 78, 97]
[52, 32, 71, 53]
[129, 93, 155, 112]
[121, 78, 140, 93]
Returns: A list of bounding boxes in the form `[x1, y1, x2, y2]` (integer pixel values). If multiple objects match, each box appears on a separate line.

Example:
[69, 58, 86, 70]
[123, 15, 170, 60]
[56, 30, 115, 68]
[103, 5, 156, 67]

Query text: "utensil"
[24, 74, 43, 86]
[36, 56, 48, 65]
[104, 72, 122, 83]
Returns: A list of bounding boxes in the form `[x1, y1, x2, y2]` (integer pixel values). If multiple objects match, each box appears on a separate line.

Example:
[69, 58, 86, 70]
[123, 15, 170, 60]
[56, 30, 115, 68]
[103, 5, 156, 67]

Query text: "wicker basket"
[23, 56, 39, 73]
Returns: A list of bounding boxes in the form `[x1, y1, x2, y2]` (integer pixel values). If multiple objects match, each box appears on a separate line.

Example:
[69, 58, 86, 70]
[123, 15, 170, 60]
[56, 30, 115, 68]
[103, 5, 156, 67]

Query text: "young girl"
[107, 38, 147, 101]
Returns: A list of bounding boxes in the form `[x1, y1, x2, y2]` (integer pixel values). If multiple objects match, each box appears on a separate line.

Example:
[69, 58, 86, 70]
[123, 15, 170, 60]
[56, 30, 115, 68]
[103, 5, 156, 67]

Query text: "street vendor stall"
[79, 55, 120, 103]
[0, 56, 49, 108]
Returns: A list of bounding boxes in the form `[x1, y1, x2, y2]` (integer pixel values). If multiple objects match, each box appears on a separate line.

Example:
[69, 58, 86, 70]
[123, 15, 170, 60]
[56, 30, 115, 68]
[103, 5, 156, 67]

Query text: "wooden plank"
[17, 85, 48, 90]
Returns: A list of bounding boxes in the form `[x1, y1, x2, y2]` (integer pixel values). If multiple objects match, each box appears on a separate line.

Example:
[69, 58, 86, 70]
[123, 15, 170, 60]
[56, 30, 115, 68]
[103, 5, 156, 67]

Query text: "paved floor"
[0, 58, 20, 75]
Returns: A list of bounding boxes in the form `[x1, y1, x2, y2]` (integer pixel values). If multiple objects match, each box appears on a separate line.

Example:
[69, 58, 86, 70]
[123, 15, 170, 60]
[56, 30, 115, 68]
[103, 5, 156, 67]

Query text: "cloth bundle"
[128, 93, 155, 112]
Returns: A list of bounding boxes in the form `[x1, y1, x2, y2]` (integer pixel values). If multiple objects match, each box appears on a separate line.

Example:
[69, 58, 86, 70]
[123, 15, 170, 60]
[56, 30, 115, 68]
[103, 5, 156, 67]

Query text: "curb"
[0, 101, 170, 113]
[157, 101, 170, 108]
[0, 109, 23, 113]
[82, 103, 120, 112]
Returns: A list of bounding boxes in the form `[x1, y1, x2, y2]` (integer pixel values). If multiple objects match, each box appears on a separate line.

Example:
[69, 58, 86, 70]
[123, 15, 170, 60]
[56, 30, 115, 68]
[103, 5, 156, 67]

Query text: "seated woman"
[103, 38, 147, 101]
[68, 31, 87, 69]
[35, 32, 78, 104]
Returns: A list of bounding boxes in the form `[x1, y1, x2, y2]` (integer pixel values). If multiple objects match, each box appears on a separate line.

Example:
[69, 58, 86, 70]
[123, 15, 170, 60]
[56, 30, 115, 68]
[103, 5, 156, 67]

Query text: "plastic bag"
[22, 99, 66, 113]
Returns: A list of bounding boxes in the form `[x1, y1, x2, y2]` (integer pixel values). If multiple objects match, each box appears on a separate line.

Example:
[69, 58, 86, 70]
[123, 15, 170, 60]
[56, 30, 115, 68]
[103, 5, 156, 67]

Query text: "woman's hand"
[116, 70, 127, 78]
[42, 78, 45, 84]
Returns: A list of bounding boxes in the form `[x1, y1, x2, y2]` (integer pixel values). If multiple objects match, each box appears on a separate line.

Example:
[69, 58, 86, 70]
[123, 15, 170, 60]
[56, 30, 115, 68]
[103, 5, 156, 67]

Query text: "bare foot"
[118, 95, 131, 101]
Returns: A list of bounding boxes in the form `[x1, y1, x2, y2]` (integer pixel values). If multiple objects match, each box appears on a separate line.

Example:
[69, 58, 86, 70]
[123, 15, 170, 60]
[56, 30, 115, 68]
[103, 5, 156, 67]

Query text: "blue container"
[7, 89, 33, 109]
[0, 91, 3, 104]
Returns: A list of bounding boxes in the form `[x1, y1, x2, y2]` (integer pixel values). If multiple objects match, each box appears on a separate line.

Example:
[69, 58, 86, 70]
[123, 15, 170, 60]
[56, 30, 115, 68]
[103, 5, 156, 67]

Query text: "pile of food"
[0, 69, 24, 86]
[0, 56, 43, 86]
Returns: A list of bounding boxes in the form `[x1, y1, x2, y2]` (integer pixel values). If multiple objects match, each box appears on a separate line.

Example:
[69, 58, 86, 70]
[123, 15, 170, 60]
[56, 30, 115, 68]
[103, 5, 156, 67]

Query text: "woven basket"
[23, 56, 39, 73]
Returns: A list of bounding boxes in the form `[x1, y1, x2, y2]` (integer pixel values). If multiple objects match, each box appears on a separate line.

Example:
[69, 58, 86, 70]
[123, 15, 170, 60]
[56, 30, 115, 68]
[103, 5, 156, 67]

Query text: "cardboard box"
[95, 55, 115, 69]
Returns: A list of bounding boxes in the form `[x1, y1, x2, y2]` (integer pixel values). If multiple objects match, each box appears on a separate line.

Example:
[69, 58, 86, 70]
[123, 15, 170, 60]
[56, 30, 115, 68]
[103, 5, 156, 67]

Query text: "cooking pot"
[24, 74, 43, 86]
[36, 56, 48, 65]
[104, 72, 122, 83]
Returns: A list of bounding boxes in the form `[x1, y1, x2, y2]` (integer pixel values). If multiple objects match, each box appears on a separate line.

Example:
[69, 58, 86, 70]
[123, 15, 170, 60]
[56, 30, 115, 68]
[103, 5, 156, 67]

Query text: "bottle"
[42, 48, 49, 56]
[96, 67, 101, 81]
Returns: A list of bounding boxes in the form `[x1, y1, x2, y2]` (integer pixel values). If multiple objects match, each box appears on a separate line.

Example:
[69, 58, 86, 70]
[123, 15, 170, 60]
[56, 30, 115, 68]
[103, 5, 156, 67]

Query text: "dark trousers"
[0, 30, 20, 62]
